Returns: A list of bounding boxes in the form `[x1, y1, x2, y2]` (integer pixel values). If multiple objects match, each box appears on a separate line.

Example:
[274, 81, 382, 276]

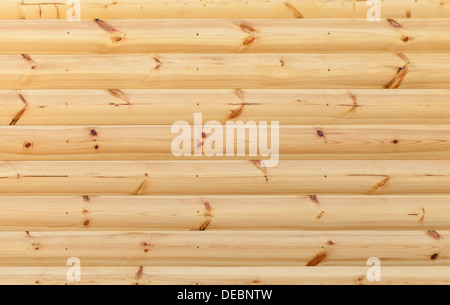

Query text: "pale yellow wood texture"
[0, 230, 446, 267]
[0, 196, 446, 231]
[0, 125, 450, 160]
[0, 161, 450, 195]
[1, 89, 450, 125]
[1, 267, 449, 285]
[0, 19, 448, 54]
[0, 53, 448, 89]
[2, 0, 450, 286]
[2, 0, 449, 19]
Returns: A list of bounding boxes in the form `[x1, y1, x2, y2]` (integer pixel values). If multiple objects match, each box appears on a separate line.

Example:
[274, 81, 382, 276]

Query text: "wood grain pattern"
[1, 125, 450, 160]
[0, 195, 447, 231]
[0, 230, 447, 267]
[2, 0, 450, 285]
[1, 266, 450, 285]
[1, 89, 450, 125]
[1, 19, 449, 54]
[0, 53, 448, 89]
[2, 0, 449, 19]
[0, 161, 450, 195]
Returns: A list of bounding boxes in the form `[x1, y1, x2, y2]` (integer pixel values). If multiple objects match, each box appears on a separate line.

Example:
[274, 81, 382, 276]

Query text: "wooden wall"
[1, 0, 450, 285]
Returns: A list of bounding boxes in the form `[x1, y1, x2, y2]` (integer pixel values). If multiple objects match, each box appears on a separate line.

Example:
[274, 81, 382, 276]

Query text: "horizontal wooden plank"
[1, 161, 450, 195]
[0, 195, 448, 231]
[1, 53, 449, 89]
[1, 19, 449, 54]
[2, 266, 450, 285]
[2, 89, 450, 125]
[0, 230, 447, 266]
[2, 0, 449, 19]
[1, 125, 450, 160]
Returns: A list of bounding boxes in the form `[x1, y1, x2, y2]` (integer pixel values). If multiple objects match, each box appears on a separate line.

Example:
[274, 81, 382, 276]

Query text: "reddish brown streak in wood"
[309, 195, 319, 205]
[284, 2, 304, 18]
[239, 24, 257, 34]
[427, 230, 442, 240]
[384, 64, 409, 89]
[199, 201, 213, 231]
[235, 89, 245, 102]
[83, 196, 90, 202]
[21, 54, 33, 62]
[238, 24, 258, 47]
[94, 19, 118, 33]
[229, 105, 245, 119]
[135, 266, 144, 281]
[371, 176, 390, 193]
[348, 92, 360, 113]
[135, 173, 149, 195]
[20, 2, 65, 5]
[243, 36, 256, 46]
[22, 175, 68, 178]
[204, 201, 212, 213]
[246, 278, 262, 285]
[396, 53, 410, 63]
[251, 160, 269, 182]
[10, 93, 29, 125]
[306, 251, 327, 266]
[387, 19, 403, 29]
[107, 89, 131, 105]
[419, 208, 426, 223]
[141, 241, 152, 253]
[153, 57, 162, 71]
[21, 54, 37, 69]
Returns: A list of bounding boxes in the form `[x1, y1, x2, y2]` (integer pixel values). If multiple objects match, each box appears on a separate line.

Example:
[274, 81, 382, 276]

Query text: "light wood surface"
[1, 266, 449, 285]
[0, 125, 450, 160]
[1, 19, 449, 54]
[2, 0, 450, 286]
[0, 230, 446, 267]
[0, 195, 447, 231]
[1, 53, 448, 89]
[1, 161, 450, 195]
[2, 89, 450, 125]
[2, 0, 449, 19]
